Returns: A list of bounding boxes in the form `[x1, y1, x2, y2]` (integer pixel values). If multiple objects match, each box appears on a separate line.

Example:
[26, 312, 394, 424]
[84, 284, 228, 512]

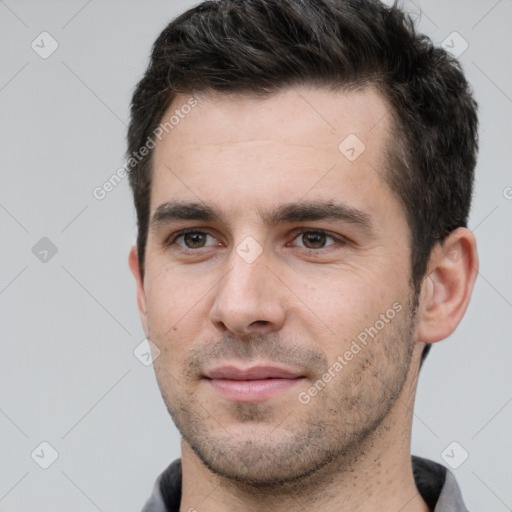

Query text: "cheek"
[289, 266, 404, 351]
[144, 267, 207, 339]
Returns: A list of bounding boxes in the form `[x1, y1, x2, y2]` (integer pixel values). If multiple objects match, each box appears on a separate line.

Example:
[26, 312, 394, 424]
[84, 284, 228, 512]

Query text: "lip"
[205, 365, 303, 380]
[204, 365, 305, 402]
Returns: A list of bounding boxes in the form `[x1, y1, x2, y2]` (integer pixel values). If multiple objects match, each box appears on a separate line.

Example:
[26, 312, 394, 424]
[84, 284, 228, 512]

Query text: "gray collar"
[142, 455, 469, 512]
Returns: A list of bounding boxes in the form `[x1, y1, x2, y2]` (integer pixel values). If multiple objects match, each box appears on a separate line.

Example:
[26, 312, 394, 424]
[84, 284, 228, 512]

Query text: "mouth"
[204, 365, 306, 402]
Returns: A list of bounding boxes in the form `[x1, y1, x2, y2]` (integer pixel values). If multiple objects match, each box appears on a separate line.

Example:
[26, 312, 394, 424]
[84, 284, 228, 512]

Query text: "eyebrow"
[150, 199, 374, 235]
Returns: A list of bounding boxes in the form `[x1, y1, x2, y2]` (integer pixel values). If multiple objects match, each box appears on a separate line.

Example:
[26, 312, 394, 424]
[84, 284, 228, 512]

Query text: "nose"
[209, 247, 287, 336]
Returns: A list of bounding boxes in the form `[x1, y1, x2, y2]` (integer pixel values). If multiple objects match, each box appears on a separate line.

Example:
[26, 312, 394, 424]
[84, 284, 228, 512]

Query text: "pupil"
[185, 232, 205, 248]
[304, 231, 325, 248]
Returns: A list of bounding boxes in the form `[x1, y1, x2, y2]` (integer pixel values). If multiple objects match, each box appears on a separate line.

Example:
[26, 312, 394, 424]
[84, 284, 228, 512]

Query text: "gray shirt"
[141, 456, 469, 511]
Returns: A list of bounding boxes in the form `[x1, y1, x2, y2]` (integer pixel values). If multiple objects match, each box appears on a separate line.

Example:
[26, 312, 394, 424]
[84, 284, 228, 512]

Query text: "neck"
[179, 358, 429, 512]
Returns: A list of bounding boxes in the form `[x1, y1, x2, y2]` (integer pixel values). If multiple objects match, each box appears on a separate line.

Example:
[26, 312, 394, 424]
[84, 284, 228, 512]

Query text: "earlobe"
[128, 246, 149, 333]
[416, 227, 478, 344]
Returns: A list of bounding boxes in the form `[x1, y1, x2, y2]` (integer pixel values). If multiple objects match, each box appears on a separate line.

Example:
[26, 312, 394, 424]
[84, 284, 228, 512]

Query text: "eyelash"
[164, 228, 347, 253]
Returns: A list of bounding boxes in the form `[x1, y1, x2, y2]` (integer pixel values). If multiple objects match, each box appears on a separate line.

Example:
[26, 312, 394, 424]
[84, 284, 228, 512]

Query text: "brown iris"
[301, 231, 327, 248]
[184, 232, 207, 248]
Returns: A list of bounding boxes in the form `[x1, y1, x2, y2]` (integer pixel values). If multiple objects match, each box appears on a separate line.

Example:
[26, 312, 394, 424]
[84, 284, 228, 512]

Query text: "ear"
[416, 227, 478, 344]
[128, 246, 150, 337]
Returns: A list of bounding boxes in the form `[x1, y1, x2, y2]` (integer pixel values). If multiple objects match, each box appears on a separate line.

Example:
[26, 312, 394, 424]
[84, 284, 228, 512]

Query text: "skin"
[129, 86, 478, 512]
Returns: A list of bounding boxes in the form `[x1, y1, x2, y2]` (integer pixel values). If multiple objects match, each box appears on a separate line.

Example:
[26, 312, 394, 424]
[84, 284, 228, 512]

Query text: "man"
[126, 0, 479, 510]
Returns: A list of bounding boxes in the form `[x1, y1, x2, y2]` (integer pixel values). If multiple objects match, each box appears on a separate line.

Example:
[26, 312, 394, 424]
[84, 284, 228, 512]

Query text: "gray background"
[1, 0, 511, 510]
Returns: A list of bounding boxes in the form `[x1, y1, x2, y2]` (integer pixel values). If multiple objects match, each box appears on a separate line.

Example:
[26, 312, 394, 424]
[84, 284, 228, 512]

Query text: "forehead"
[150, 86, 399, 223]
[155, 86, 391, 152]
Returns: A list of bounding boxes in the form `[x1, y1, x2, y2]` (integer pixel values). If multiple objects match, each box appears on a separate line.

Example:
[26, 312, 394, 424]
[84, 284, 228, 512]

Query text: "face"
[132, 86, 420, 485]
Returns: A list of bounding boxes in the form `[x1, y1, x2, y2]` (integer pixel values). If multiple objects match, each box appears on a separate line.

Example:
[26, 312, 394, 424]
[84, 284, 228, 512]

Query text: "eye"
[170, 230, 219, 249]
[291, 230, 340, 250]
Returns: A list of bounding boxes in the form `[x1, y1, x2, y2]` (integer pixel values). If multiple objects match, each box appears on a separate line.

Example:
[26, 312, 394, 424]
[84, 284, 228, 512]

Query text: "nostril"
[250, 320, 269, 327]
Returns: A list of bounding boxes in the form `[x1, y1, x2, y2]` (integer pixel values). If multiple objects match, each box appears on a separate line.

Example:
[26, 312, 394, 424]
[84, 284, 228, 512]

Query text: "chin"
[182, 424, 339, 488]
